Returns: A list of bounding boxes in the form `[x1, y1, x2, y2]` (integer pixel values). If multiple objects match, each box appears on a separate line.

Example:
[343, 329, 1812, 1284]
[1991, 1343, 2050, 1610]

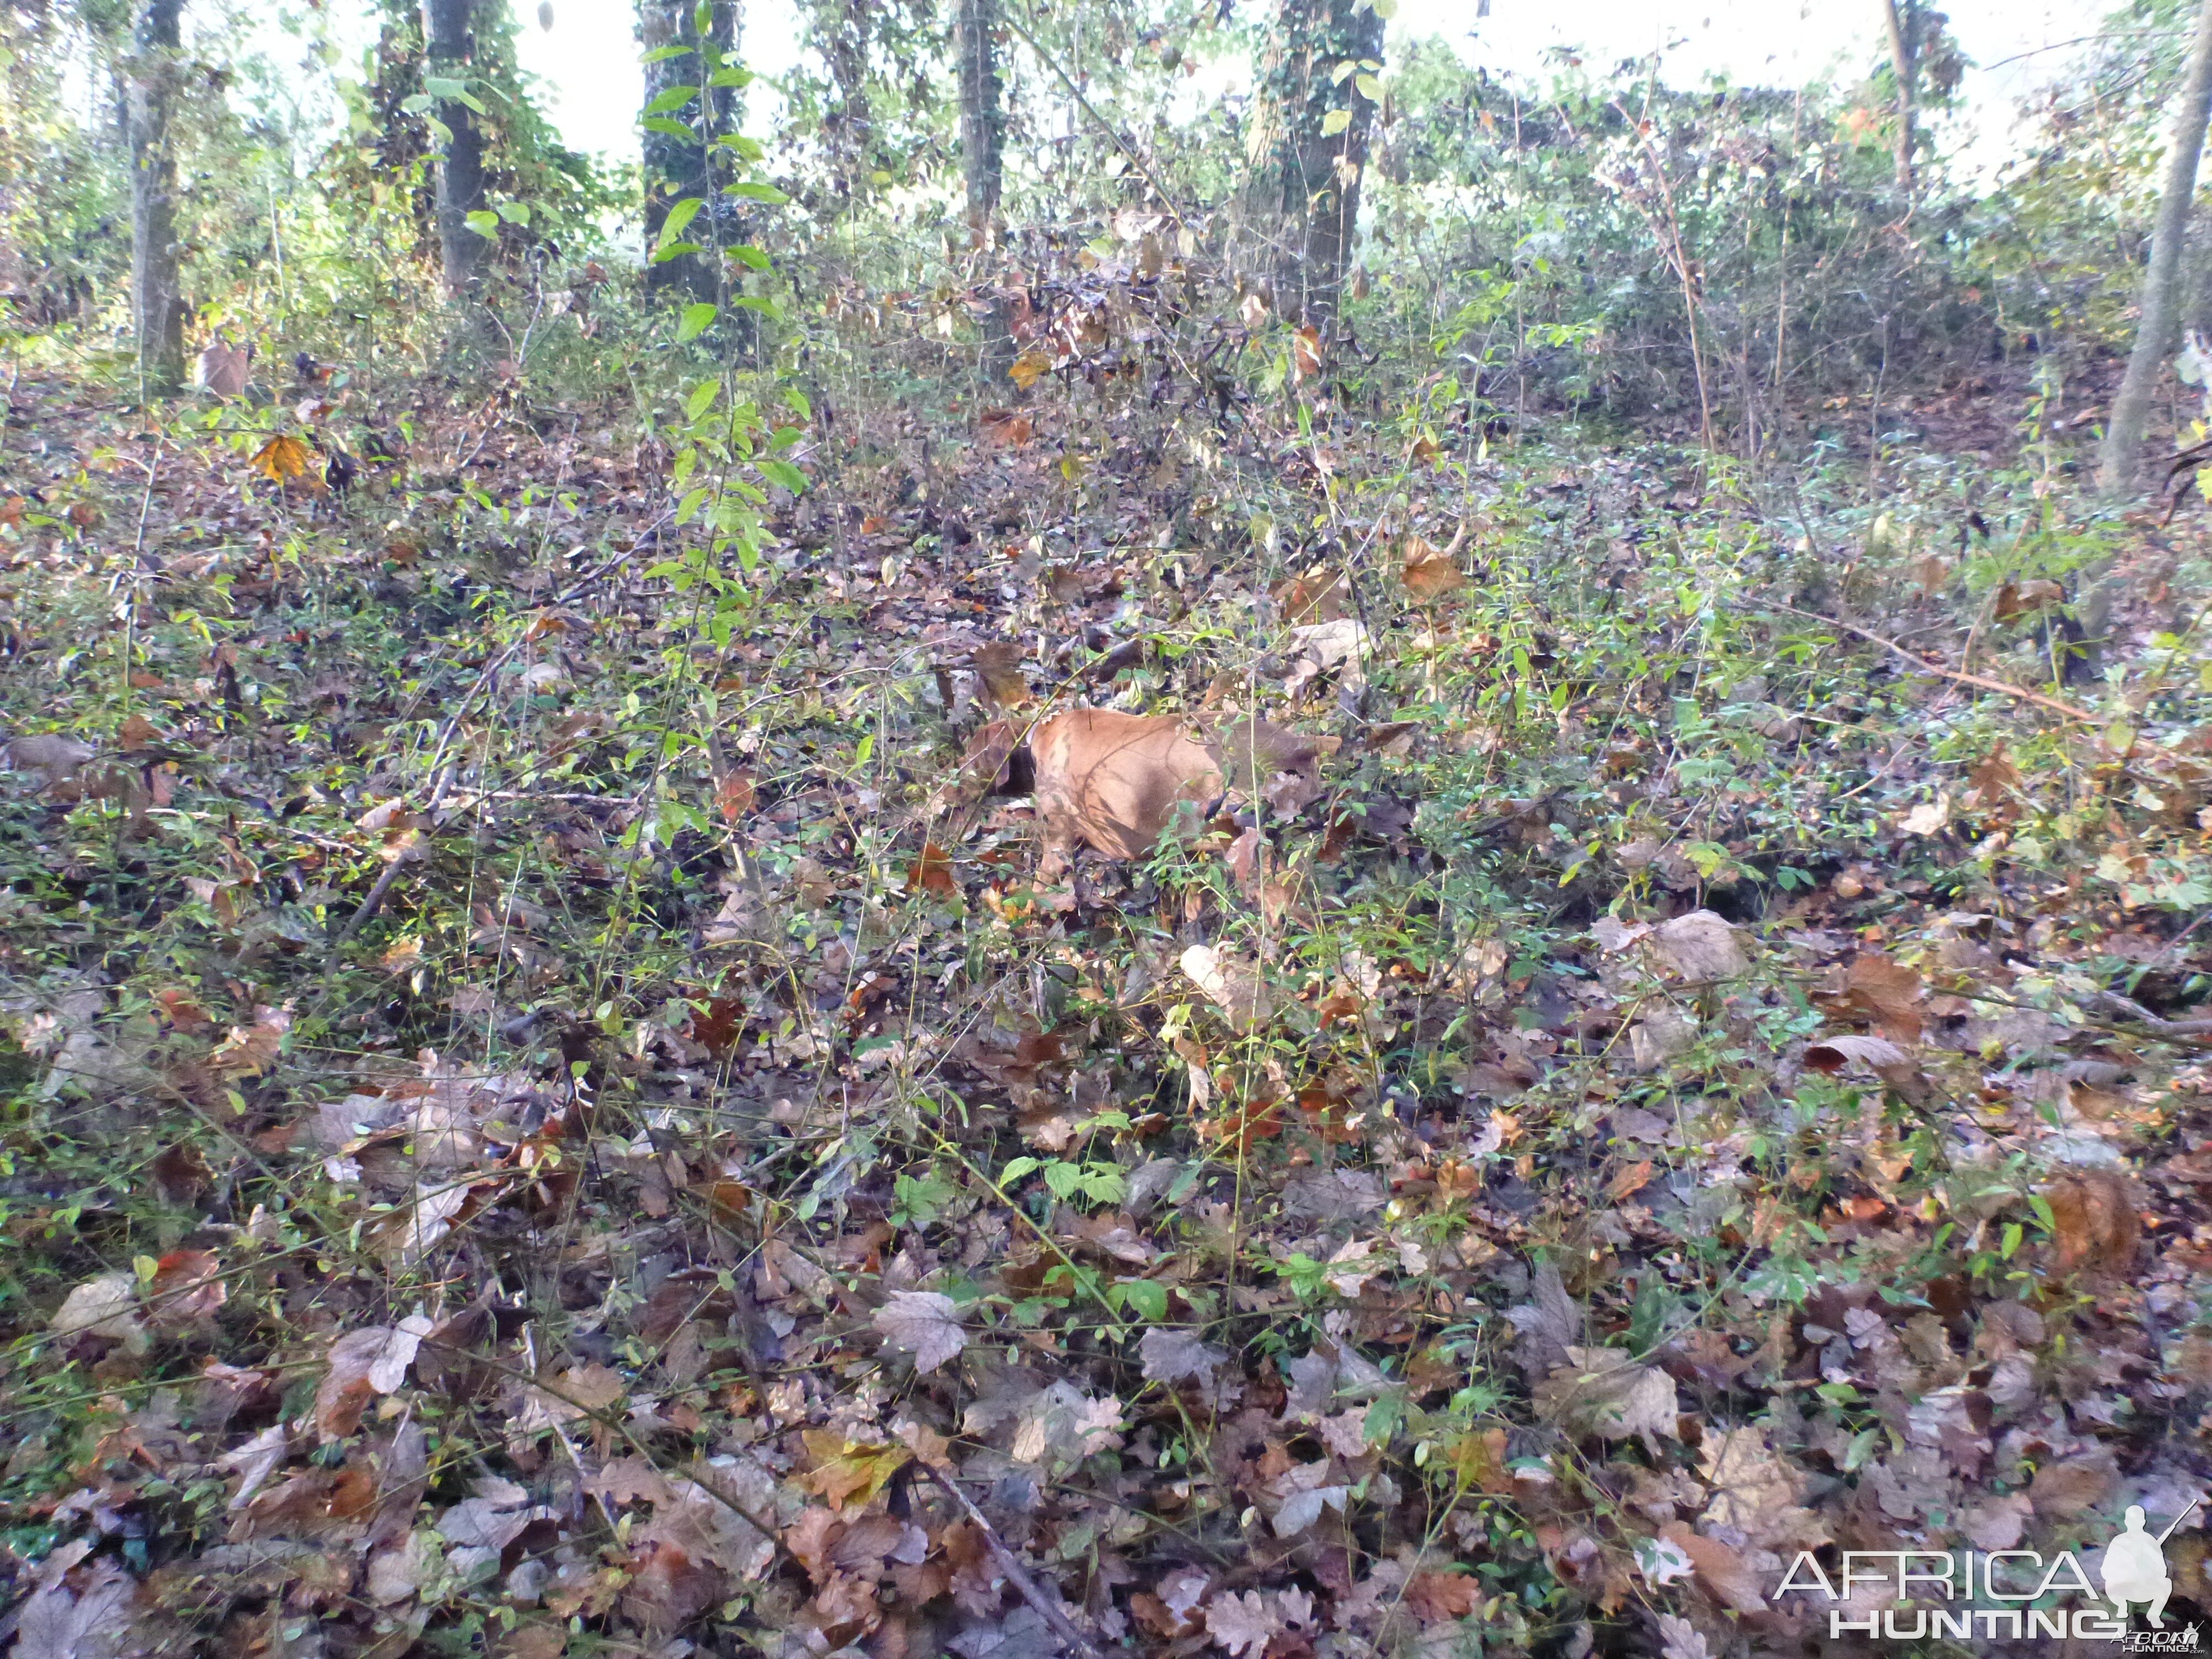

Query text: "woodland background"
[3, 0, 2212, 1656]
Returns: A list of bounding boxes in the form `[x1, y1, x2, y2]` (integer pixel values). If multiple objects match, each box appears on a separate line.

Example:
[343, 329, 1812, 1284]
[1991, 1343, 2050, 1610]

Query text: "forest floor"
[1, 355, 2211, 1659]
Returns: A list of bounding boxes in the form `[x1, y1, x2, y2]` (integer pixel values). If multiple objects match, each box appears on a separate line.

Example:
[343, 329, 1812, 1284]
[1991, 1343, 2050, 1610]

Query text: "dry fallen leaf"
[1897, 792, 1951, 835]
[1401, 535, 1467, 603]
[969, 641, 1033, 711]
[1802, 1033, 1909, 1072]
[1204, 1590, 1283, 1658]
[905, 841, 959, 899]
[145, 1249, 226, 1322]
[50, 1272, 149, 1356]
[798, 1432, 912, 1511]
[1180, 943, 1272, 1032]
[315, 1317, 434, 1436]
[14, 1556, 140, 1659]
[1139, 1327, 1228, 1386]
[1649, 910, 1749, 980]
[2042, 1168, 2141, 1280]
[873, 1290, 967, 1374]
[1655, 1611, 1713, 1659]
[208, 1005, 291, 1081]
[1535, 1347, 1678, 1451]
[250, 434, 314, 482]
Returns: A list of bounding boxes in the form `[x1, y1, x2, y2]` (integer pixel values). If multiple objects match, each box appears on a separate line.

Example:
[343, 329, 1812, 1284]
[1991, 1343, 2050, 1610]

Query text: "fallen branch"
[914, 1460, 1115, 1659]
[2086, 988, 2212, 1042]
[1768, 602, 2100, 725]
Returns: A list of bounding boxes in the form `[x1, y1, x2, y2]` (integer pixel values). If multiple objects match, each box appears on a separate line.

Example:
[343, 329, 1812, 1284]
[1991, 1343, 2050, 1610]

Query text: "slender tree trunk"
[953, 0, 1012, 379]
[2100, 0, 2212, 493]
[424, 0, 487, 299]
[126, 0, 184, 393]
[1880, 0, 1917, 206]
[1244, 0, 1385, 333]
[639, 0, 740, 306]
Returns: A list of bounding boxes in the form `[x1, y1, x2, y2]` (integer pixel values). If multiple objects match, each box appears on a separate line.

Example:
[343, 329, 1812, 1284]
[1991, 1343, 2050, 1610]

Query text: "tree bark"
[1245, 0, 1385, 332]
[126, 0, 185, 393]
[2100, 0, 2212, 493]
[424, 0, 488, 299]
[952, 0, 1012, 378]
[1879, 0, 1917, 206]
[639, 0, 740, 306]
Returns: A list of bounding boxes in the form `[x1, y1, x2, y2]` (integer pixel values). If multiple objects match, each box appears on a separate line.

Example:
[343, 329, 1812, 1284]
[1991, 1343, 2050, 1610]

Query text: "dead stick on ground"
[915, 1461, 1113, 1659]
[1768, 603, 2100, 725]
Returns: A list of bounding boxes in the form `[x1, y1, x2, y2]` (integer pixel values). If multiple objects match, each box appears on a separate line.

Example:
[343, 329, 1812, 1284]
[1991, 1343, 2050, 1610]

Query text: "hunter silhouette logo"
[1780, 1495, 2204, 1643]
[2104, 1500, 2199, 1631]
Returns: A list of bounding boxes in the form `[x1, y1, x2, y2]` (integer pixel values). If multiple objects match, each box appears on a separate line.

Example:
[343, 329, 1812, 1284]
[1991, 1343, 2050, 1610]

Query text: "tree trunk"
[2100, 0, 2212, 493]
[1880, 0, 1917, 206]
[1245, 0, 1385, 332]
[424, 0, 488, 299]
[126, 0, 184, 393]
[952, 0, 1012, 379]
[639, 0, 740, 306]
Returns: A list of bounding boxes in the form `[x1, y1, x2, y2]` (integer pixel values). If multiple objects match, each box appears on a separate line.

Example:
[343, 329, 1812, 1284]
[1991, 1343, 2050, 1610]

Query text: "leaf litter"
[1, 346, 2211, 1659]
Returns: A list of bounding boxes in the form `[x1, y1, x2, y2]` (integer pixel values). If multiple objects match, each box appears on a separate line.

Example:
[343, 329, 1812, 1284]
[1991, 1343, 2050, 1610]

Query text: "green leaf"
[640, 44, 693, 62]
[399, 92, 433, 114]
[1321, 108, 1353, 137]
[784, 386, 812, 421]
[642, 116, 695, 139]
[1114, 1279, 1168, 1322]
[676, 485, 711, 525]
[661, 196, 705, 239]
[644, 85, 700, 116]
[423, 74, 488, 114]
[495, 199, 530, 225]
[675, 302, 718, 342]
[1362, 1393, 1406, 1447]
[1076, 1163, 1127, 1204]
[424, 116, 453, 145]
[650, 240, 705, 264]
[708, 67, 754, 87]
[685, 379, 721, 421]
[855, 732, 875, 766]
[465, 209, 500, 238]
[1355, 73, 1383, 101]
[714, 133, 766, 160]
[1000, 1156, 1041, 1186]
[727, 242, 772, 270]
[724, 180, 789, 205]
[1042, 1161, 1082, 1201]
[758, 458, 806, 494]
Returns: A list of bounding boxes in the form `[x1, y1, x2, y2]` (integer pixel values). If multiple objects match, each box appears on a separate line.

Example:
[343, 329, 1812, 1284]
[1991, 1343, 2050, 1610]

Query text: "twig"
[1000, 7, 1190, 229]
[2086, 988, 2212, 1041]
[1767, 602, 2100, 724]
[913, 1460, 1113, 1659]
[336, 858, 412, 944]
